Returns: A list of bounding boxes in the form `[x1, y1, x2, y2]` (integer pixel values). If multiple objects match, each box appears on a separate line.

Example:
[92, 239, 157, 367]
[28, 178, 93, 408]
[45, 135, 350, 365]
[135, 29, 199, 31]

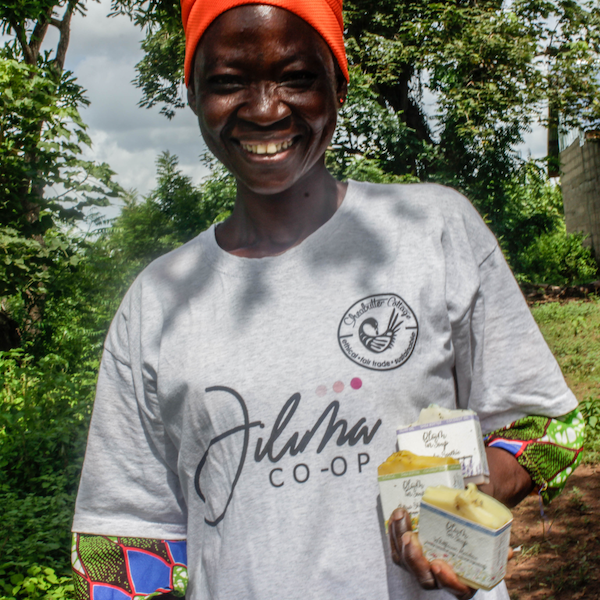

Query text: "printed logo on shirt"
[195, 383, 382, 526]
[338, 293, 418, 371]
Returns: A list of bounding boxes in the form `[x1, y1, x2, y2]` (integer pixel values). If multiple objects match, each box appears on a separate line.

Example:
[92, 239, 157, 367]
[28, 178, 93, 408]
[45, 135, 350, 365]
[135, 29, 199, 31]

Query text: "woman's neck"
[215, 164, 347, 257]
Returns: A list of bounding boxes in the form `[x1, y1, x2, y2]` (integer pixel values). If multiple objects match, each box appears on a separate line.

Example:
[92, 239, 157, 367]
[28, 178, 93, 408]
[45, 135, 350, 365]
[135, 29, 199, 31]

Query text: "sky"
[43, 0, 209, 205]
[37, 0, 547, 211]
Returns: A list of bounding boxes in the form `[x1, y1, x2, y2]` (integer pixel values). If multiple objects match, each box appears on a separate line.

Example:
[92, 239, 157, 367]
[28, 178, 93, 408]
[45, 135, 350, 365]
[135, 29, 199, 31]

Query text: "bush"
[500, 162, 598, 285]
[0, 564, 74, 600]
[580, 395, 600, 463]
[0, 350, 95, 574]
[516, 222, 598, 286]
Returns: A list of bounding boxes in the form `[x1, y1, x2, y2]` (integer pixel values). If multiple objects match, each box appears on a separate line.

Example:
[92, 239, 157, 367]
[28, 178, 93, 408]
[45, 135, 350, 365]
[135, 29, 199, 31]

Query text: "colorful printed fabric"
[485, 408, 585, 504]
[71, 534, 188, 600]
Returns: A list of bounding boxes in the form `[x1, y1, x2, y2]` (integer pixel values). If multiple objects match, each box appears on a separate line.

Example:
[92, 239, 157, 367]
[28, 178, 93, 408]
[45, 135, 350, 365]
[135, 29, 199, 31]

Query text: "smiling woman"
[71, 1, 584, 599]
[187, 5, 347, 254]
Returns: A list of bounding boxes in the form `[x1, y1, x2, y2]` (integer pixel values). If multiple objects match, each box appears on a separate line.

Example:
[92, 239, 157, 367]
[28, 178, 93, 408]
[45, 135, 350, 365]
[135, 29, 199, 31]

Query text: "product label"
[378, 465, 464, 530]
[419, 501, 512, 590]
[396, 416, 490, 484]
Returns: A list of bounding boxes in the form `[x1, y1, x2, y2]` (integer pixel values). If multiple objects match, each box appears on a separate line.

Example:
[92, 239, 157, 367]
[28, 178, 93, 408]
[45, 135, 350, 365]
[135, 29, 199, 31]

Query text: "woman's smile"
[239, 138, 296, 155]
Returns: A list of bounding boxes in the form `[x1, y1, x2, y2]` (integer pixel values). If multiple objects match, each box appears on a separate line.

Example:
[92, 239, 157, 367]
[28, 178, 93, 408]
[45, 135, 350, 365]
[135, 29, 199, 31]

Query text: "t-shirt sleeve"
[447, 204, 578, 433]
[72, 534, 188, 600]
[72, 281, 187, 539]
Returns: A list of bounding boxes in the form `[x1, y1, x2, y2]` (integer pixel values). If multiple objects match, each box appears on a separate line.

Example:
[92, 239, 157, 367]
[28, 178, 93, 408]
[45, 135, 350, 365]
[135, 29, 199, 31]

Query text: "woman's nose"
[236, 83, 291, 126]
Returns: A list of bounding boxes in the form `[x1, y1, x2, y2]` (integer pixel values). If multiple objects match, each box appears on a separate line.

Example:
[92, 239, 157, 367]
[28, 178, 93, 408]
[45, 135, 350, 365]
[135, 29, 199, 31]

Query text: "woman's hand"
[388, 507, 477, 600]
[389, 447, 529, 596]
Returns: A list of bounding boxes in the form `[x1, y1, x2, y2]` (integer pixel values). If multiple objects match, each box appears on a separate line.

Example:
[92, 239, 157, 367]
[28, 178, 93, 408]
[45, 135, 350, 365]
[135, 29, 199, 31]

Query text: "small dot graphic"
[316, 385, 327, 397]
[350, 377, 363, 390]
[333, 381, 345, 393]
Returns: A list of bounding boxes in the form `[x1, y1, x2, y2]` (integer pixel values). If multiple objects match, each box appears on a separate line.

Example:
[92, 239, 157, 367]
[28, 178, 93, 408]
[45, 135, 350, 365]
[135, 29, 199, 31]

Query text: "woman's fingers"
[389, 508, 436, 589]
[430, 560, 477, 600]
[388, 507, 478, 599]
[388, 507, 411, 565]
[401, 531, 437, 588]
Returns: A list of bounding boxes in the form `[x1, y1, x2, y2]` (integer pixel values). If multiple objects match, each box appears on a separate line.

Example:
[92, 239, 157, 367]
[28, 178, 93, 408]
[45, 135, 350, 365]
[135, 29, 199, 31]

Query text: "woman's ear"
[187, 82, 198, 116]
[337, 78, 348, 108]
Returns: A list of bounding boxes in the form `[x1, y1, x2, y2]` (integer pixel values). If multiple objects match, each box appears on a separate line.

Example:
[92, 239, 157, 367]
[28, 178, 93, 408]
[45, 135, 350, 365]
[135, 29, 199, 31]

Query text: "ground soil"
[505, 463, 600, 600]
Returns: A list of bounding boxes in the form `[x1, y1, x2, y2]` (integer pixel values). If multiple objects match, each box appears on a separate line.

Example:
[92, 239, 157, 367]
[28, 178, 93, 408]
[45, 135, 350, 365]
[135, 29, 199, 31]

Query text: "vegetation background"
[1, 0, 599, 598]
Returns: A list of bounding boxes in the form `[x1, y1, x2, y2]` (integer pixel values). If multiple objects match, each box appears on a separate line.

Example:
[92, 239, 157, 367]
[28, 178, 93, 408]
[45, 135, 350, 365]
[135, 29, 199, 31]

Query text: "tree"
[0, 1, 121, 345]
[107, 151, 235, 267]
[114, 0, 600, 227]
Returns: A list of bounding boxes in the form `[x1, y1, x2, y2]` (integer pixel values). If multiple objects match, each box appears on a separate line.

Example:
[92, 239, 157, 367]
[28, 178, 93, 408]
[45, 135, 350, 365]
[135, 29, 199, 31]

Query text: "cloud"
[49, 0, 209, 198]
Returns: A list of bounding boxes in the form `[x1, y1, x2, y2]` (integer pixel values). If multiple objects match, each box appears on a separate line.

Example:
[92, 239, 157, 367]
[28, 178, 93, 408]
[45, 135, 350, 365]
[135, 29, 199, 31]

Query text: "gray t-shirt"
[73, 181, 577, 600]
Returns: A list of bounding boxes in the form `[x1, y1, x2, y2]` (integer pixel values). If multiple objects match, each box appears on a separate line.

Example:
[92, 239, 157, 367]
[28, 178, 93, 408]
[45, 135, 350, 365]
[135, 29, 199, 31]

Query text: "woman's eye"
[281, 71, 317, 88]
[207, 75, 244, 90]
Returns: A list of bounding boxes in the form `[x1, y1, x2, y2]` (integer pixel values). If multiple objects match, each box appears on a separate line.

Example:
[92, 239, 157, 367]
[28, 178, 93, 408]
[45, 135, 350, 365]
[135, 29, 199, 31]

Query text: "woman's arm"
[478, 446, 534, 507]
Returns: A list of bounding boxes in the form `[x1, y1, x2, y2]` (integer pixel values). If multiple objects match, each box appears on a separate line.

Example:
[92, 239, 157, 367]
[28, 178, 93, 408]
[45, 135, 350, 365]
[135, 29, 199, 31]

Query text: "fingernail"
[397, 513, 408, 529]
[431, 563, 441, 576]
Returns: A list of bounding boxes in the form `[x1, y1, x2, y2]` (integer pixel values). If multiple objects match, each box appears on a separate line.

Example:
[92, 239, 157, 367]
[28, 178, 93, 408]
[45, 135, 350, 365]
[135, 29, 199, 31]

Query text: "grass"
[530, 296, 600, 463]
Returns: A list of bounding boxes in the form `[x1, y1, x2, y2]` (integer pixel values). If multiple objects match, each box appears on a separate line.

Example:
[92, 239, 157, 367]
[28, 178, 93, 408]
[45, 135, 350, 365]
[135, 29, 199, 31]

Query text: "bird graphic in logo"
[358, 309, 403, 353]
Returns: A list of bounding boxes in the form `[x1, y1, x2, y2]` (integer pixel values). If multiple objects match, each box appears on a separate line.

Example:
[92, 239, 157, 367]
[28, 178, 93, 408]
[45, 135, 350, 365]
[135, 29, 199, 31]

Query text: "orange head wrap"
[181, 0, 348, 86]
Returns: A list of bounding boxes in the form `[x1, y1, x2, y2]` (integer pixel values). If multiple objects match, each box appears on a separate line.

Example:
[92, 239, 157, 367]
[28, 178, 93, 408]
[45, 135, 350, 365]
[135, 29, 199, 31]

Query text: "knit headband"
[181, 0, 348, 86]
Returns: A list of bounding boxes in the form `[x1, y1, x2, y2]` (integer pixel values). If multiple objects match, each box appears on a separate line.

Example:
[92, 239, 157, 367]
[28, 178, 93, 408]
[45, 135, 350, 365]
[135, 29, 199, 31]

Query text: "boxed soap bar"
[377, 451, 464, 531]
[418, 485, 513, 591]
[396, 407, 490, 484]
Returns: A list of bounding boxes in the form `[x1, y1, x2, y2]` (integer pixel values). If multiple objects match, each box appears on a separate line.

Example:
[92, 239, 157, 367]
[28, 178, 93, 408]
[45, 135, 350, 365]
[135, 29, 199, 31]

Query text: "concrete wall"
[560, 135, 600, 261]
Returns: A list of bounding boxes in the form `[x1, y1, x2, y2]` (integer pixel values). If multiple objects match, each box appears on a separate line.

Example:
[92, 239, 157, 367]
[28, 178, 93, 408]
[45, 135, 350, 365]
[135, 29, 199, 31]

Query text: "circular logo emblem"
[338, 293, 418, 371]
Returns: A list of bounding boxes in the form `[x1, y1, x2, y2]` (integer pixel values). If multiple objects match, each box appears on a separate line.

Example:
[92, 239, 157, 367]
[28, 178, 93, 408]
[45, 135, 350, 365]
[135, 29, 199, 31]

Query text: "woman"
[72, 1, 583, 599]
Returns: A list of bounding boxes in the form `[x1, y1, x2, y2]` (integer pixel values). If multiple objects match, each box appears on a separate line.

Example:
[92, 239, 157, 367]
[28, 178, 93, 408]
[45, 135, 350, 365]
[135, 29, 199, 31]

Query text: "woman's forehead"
[197, 5, 332, 68]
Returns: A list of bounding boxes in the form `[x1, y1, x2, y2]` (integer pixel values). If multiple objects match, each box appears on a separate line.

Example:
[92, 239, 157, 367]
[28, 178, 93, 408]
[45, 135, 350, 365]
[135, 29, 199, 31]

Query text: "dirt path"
[505, 463, 600, 600]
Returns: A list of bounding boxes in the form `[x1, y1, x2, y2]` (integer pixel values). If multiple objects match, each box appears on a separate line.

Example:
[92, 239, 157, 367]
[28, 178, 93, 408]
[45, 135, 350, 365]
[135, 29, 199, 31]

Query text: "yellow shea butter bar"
[378, 450, 460, 477]
[419, 484, 513, 590]
[422, 484, 512, 530]
[377, 451, 464, 531]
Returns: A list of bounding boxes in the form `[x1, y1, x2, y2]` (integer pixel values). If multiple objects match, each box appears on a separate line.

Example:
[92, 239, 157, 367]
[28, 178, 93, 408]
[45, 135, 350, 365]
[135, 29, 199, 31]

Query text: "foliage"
[0, 349, 97, 576]
[326, 66, 431, 180]
[107, 151, 235, 267]
[531, 298, 600, 462]
[109, 0, 600, 284]
[516, 224, 598, 286]
[1, 0, 599, 593]
[133, 27, 186, 120]
[0, 563, 74, 600]
[1, 2, 121, 344]
[0, 59, 116, 300]
[500, 162, 598, 285]
[116, 0, 600, 184]
[580, 396, 600, 463]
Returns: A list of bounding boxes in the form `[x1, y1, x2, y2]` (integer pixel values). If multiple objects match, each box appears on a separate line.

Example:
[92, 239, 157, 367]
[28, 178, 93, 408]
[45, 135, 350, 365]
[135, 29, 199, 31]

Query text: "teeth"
[242, 140, 293, 155]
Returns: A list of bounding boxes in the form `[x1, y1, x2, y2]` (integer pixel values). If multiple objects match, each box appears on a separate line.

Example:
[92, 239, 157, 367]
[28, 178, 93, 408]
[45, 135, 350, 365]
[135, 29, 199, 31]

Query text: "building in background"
[559, 129, 600, 262]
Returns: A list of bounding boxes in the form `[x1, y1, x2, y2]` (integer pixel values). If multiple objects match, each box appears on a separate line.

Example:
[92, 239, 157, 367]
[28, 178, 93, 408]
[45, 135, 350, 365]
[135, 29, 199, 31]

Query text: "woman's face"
[188, 5, 346, 195]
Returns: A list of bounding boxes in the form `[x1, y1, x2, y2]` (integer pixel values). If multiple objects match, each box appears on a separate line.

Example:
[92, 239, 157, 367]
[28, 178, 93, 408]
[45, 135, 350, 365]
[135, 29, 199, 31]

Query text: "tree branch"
[28, 7, 53, 64]
[53, 0, 78, 72]
[8, 17, 35, 65]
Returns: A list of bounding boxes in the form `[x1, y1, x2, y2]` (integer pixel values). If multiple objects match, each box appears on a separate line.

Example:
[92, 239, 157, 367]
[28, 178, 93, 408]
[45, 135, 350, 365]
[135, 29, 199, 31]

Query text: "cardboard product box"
[418, 499, 512, 590]
[396, 415, 490, 484]
[378, 464, 464, 531]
